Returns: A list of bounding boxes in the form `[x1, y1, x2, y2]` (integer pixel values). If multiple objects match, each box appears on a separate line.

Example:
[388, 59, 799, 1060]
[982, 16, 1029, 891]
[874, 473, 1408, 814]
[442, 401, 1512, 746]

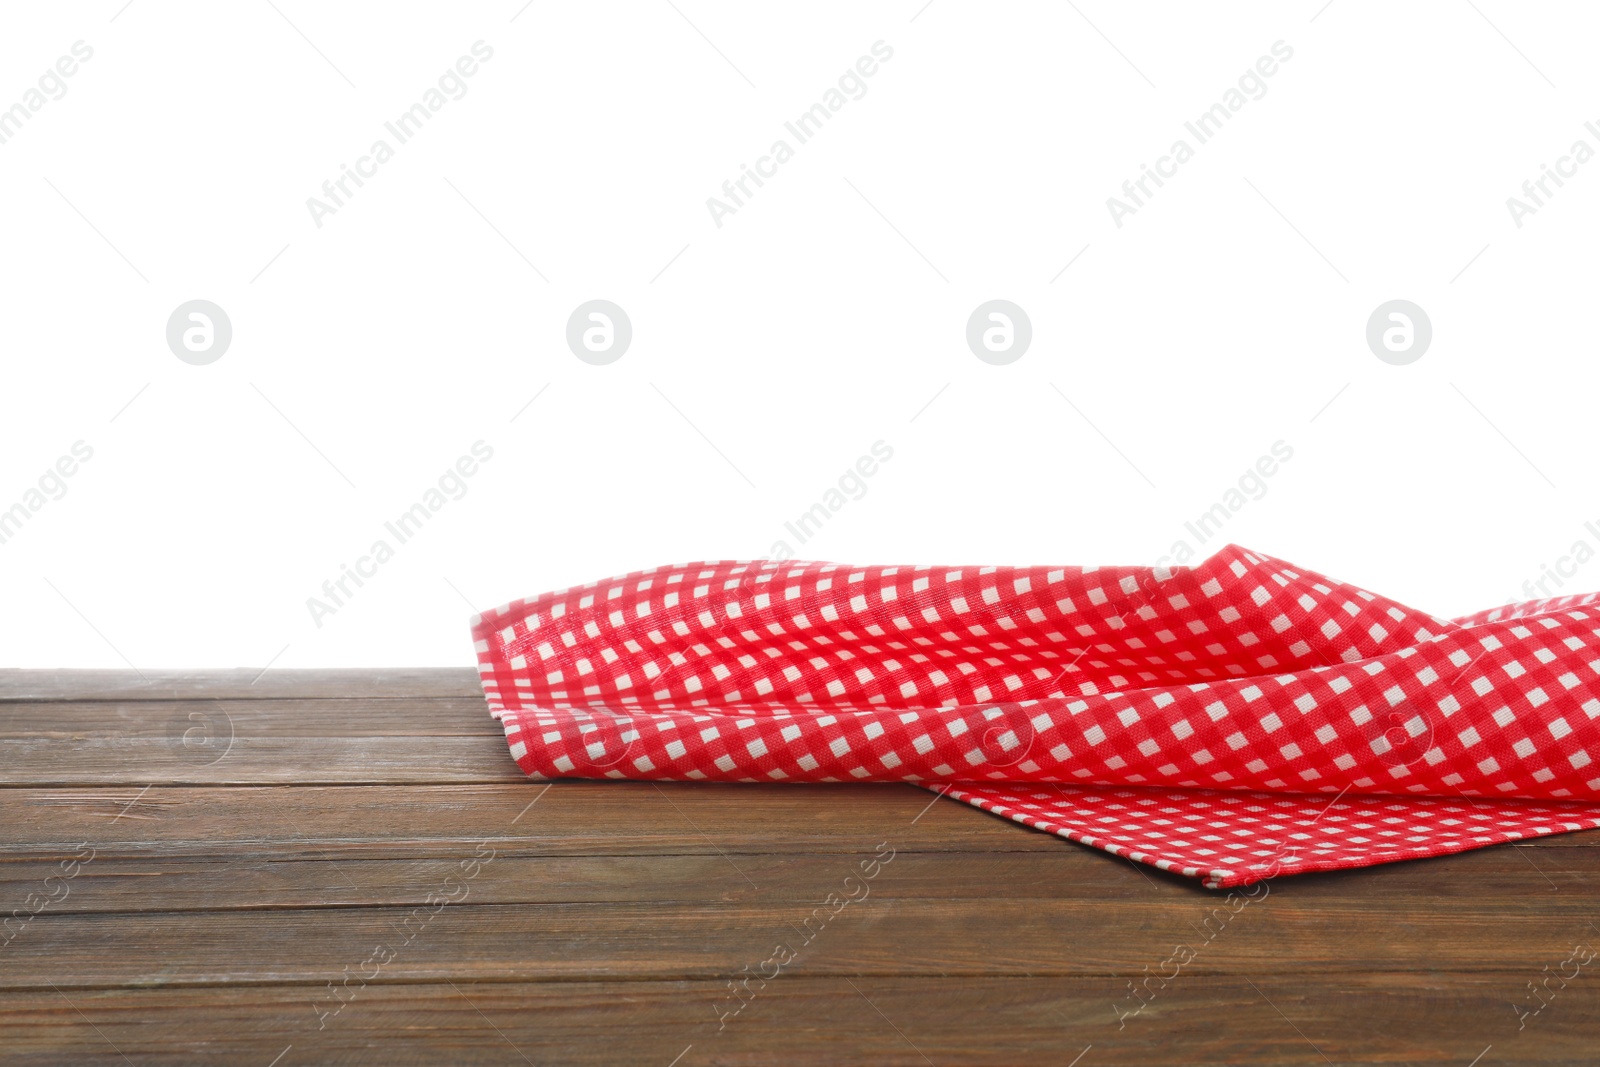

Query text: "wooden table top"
[1, 668, 1596, 1065]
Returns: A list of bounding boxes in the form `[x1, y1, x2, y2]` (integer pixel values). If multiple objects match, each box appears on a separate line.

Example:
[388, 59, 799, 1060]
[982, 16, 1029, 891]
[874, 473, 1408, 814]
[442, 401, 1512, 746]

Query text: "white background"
[2, 0, 1596, 670]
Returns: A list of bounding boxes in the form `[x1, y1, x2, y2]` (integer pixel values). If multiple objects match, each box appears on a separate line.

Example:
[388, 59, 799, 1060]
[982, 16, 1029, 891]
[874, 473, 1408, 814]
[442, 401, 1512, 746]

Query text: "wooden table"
[1, 669, 1596, 1065]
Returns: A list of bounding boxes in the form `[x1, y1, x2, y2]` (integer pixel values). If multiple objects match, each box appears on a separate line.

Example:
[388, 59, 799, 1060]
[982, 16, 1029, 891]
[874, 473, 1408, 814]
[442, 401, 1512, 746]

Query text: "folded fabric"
[470, 545, 1600, 887]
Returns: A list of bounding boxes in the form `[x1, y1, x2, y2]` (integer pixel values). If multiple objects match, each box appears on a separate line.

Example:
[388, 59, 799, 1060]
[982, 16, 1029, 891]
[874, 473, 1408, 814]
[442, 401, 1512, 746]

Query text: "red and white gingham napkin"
[470, 545, 1600, 887]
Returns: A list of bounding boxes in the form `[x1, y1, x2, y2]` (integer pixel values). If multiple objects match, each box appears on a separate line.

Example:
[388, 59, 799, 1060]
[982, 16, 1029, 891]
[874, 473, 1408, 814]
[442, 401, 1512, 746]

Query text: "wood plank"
[0, 783, 1057, 857]
[0, 835, 1597, 916]
[0, 698, 504, 737]
[4, 780, 1598, 883]
[0, 975, 1588, 1066]
[0, 850, 1133, 913]
[0, 668, 482, 702]
[0, 692, 512, 785]
[0, 736, 524, 786]
[3, 884, 1599, 989]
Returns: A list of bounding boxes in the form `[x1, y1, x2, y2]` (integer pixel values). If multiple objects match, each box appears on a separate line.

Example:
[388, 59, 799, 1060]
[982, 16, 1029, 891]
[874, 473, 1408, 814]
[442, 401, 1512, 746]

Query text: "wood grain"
[5, 885, 1600, 990]
[3, 670, 1598, 1066]
[0, 697, 506, 735]
[0, 977, 1589, 1066]
[0, 837, 1592, 916]
[0, 782, 1048, 854]
[0, 667, 483, 702]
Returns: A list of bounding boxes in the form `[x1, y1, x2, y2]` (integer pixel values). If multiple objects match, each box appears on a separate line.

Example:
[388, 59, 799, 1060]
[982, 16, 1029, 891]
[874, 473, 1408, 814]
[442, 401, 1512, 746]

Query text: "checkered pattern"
[470, 544, 1600, 887]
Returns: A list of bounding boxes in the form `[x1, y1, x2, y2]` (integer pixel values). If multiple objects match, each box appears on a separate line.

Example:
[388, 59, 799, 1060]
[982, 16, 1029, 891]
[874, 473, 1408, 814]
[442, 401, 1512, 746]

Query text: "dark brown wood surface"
[2, 670, 1597, 1065]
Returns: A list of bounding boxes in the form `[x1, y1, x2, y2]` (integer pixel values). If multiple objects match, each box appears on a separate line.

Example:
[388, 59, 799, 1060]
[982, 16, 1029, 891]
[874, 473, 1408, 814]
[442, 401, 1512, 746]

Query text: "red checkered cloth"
[470, 545, 1600, 887]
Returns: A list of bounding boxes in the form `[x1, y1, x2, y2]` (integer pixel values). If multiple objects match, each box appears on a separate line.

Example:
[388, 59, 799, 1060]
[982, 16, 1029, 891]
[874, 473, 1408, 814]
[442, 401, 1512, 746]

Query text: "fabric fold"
[470, 545, 1600, 887]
